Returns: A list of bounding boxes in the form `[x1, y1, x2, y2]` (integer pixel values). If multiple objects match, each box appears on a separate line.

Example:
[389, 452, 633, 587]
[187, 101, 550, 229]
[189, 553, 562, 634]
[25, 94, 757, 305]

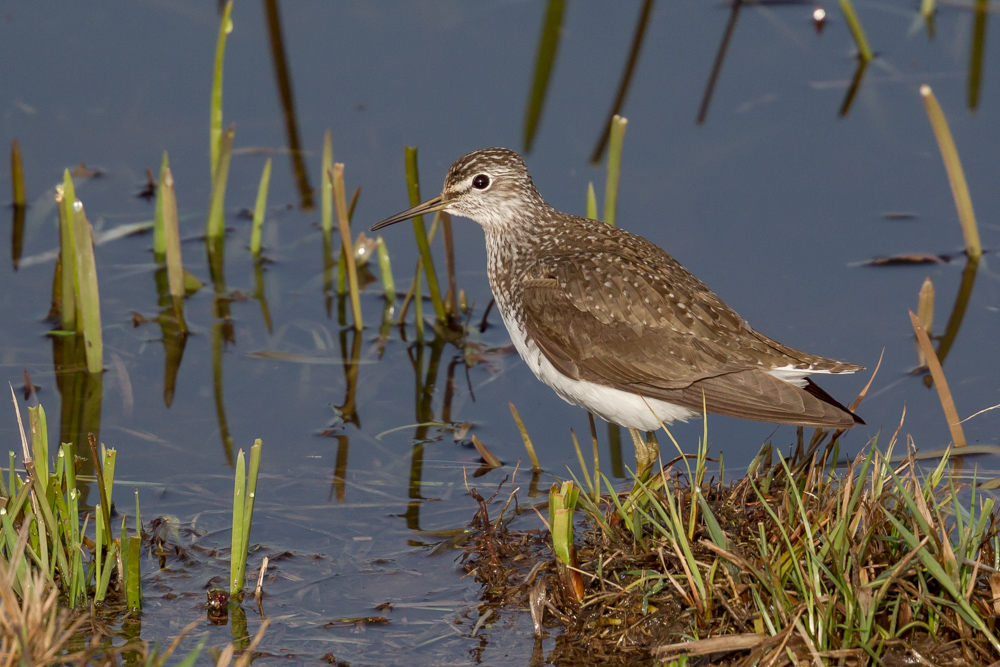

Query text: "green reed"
[250, 157, 272, 259]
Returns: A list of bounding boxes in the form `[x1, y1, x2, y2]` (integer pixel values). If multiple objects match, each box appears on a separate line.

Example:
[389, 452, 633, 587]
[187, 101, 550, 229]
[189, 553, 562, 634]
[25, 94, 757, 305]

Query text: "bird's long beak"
[370, 195, 448, 231]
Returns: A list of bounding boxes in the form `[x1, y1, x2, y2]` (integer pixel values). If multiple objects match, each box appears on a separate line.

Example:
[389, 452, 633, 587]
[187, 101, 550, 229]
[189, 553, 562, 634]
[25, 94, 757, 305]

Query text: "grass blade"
[471, 435, 502, 469]
[920, 84, 981, 259]
[332, 165, 363, 330]
[161, 168, 183, 298]
[250, 157, 272, 258]
[322, 129, 333, 238]
[839, 0, 874, 62]
[153, 151, 169, 261]
[230, 439, 262, 598]
[56, 174, 77, 331]
[161, 165, 187, 334]
[523, 0, 565, 152]
[210, 0, 234, 176]
[230, 448, 246, 596]
[404, 147, 447, 324]
[206, 124, 235, 241]
[602, 115, 627, 227]
[909, 309, 965, 447]
[11, 139, 25, 207]
[27, 404, 48, 495]
[125, 534, 141, 610]
[376, 235, 396, 301]
[509, 402, 540, 472]
[71, 201, 103, 373]
[916, 276, 934, 368]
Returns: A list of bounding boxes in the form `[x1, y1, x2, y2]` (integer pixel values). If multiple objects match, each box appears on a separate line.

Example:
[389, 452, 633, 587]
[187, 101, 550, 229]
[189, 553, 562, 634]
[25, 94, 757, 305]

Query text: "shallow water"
[2, 1, 999, 663]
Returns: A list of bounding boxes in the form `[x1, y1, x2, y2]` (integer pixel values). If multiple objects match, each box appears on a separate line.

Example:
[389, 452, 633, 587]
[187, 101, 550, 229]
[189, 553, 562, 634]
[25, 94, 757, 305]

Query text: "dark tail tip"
[805, 378, 865, 428]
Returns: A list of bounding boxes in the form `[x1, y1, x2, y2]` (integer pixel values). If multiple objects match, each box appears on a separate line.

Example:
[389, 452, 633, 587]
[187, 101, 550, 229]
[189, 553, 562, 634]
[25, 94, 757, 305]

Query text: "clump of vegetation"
[0, 387, 266, 664]
[463, 421, 1000, 666]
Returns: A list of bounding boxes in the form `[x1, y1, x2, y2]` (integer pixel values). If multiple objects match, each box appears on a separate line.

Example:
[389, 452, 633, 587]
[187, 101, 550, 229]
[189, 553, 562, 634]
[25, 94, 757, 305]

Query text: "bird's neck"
[482, 200, 561, 324]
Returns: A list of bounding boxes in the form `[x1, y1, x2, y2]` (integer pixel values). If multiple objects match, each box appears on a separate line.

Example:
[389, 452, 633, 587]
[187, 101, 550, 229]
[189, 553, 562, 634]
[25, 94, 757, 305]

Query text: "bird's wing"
[521, 267, 861, 427]
[520, 251, 809, 391]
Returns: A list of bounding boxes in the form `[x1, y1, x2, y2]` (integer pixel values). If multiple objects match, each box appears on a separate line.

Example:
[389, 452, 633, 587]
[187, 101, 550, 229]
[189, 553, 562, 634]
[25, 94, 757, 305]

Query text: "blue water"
[1, 1, 998, 663]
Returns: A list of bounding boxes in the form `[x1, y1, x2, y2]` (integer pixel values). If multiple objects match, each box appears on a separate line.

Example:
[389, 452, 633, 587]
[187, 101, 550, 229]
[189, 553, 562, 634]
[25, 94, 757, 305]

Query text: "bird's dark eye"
[472, 174, 490, 190]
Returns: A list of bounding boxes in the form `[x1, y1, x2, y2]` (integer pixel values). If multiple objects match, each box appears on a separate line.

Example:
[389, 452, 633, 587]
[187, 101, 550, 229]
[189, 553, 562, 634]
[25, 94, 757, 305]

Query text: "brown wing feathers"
[520, 242, 862, 428]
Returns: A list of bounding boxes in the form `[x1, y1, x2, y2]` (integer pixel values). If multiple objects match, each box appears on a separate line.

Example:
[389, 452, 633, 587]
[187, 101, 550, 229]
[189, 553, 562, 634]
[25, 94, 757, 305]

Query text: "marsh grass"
[230, 439, 262, 599]
[71, 202, 103, 374]
[153, 152, 169, 261]
[54, 174, 103, 373]
[523, 0, 565, 152]
[2, 386, 271, 663]
[916, 277, 934, 369]
[211, 0, 234, 177]
[56, 174, 77, 330]
[509, 402, 541, 473]
[840, 0, 874, 62]
[321, 130, 334, 240]
[206, 124, 235, 241]
[376, 235, 396, 301]
[3, 389, 123, 611]
[920, 84, 981, 259]
[0, 526, 86, 665]
[602, 115, 627, 227]
[586, 116, 627, 227]
[10, 139, 25, 207]
[466, 415, 1000, 665]
[910, 309, 966, 448]
[404, 147, 448, 325]
[157, 159, 188, 333]
[331, 165, 363, 330]
[250, 158, 271, 259]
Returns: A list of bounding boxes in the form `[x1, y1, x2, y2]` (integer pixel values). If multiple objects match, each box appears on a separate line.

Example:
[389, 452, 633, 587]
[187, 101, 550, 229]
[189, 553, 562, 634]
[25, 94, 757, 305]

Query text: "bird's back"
[488, 212, 862, 428]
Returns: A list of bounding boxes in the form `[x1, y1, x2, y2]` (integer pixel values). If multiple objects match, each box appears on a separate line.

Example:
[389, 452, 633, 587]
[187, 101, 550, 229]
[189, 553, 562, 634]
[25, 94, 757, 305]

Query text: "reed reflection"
[264, 0, 314, 210]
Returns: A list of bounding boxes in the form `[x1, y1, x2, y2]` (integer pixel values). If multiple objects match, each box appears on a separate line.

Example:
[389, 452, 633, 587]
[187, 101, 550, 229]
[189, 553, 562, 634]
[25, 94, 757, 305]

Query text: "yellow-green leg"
[628, 427, 660, 481]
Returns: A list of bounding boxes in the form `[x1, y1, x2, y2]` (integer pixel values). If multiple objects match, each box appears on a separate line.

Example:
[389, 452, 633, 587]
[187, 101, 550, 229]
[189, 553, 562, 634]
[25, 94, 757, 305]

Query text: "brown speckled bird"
[373, 148, 863, 473]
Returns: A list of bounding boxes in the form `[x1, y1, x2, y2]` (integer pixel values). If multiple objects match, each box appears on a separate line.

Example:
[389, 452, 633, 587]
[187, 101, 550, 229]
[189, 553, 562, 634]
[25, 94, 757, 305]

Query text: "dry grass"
[0, 527, 85, 666]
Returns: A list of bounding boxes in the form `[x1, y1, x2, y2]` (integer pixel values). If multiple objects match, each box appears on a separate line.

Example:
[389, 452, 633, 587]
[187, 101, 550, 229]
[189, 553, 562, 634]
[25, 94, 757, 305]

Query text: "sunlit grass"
[405, 147, 447, 325]
[211, 0, 234, 177]
[70, 202, 103, 374]
[160, 162, 188, 333]
[321, 129, 334, 239]
[472, 408, 1000, 663]
[153, 151, 169, 261]
[921, 84, 981, 259]
[602, 115, 627, 227]
[10, 139, 25, 207]
[230, 439, 262, 599]
[206, 124, 235, 241]
[509, 402, 540, 472]
[55, 172, 77, 331]
[916, 276, 934, 368]
[332, 164, 363, 330]
[840, 0, 874, 62]
[250, 157, 272, 259]
[376, 235, 396, 301]
[910, 309, 965, 447]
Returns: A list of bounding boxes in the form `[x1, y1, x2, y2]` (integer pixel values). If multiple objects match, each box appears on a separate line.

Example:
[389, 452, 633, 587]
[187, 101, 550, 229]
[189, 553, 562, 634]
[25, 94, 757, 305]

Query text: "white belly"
[499, 313, 698, 431]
